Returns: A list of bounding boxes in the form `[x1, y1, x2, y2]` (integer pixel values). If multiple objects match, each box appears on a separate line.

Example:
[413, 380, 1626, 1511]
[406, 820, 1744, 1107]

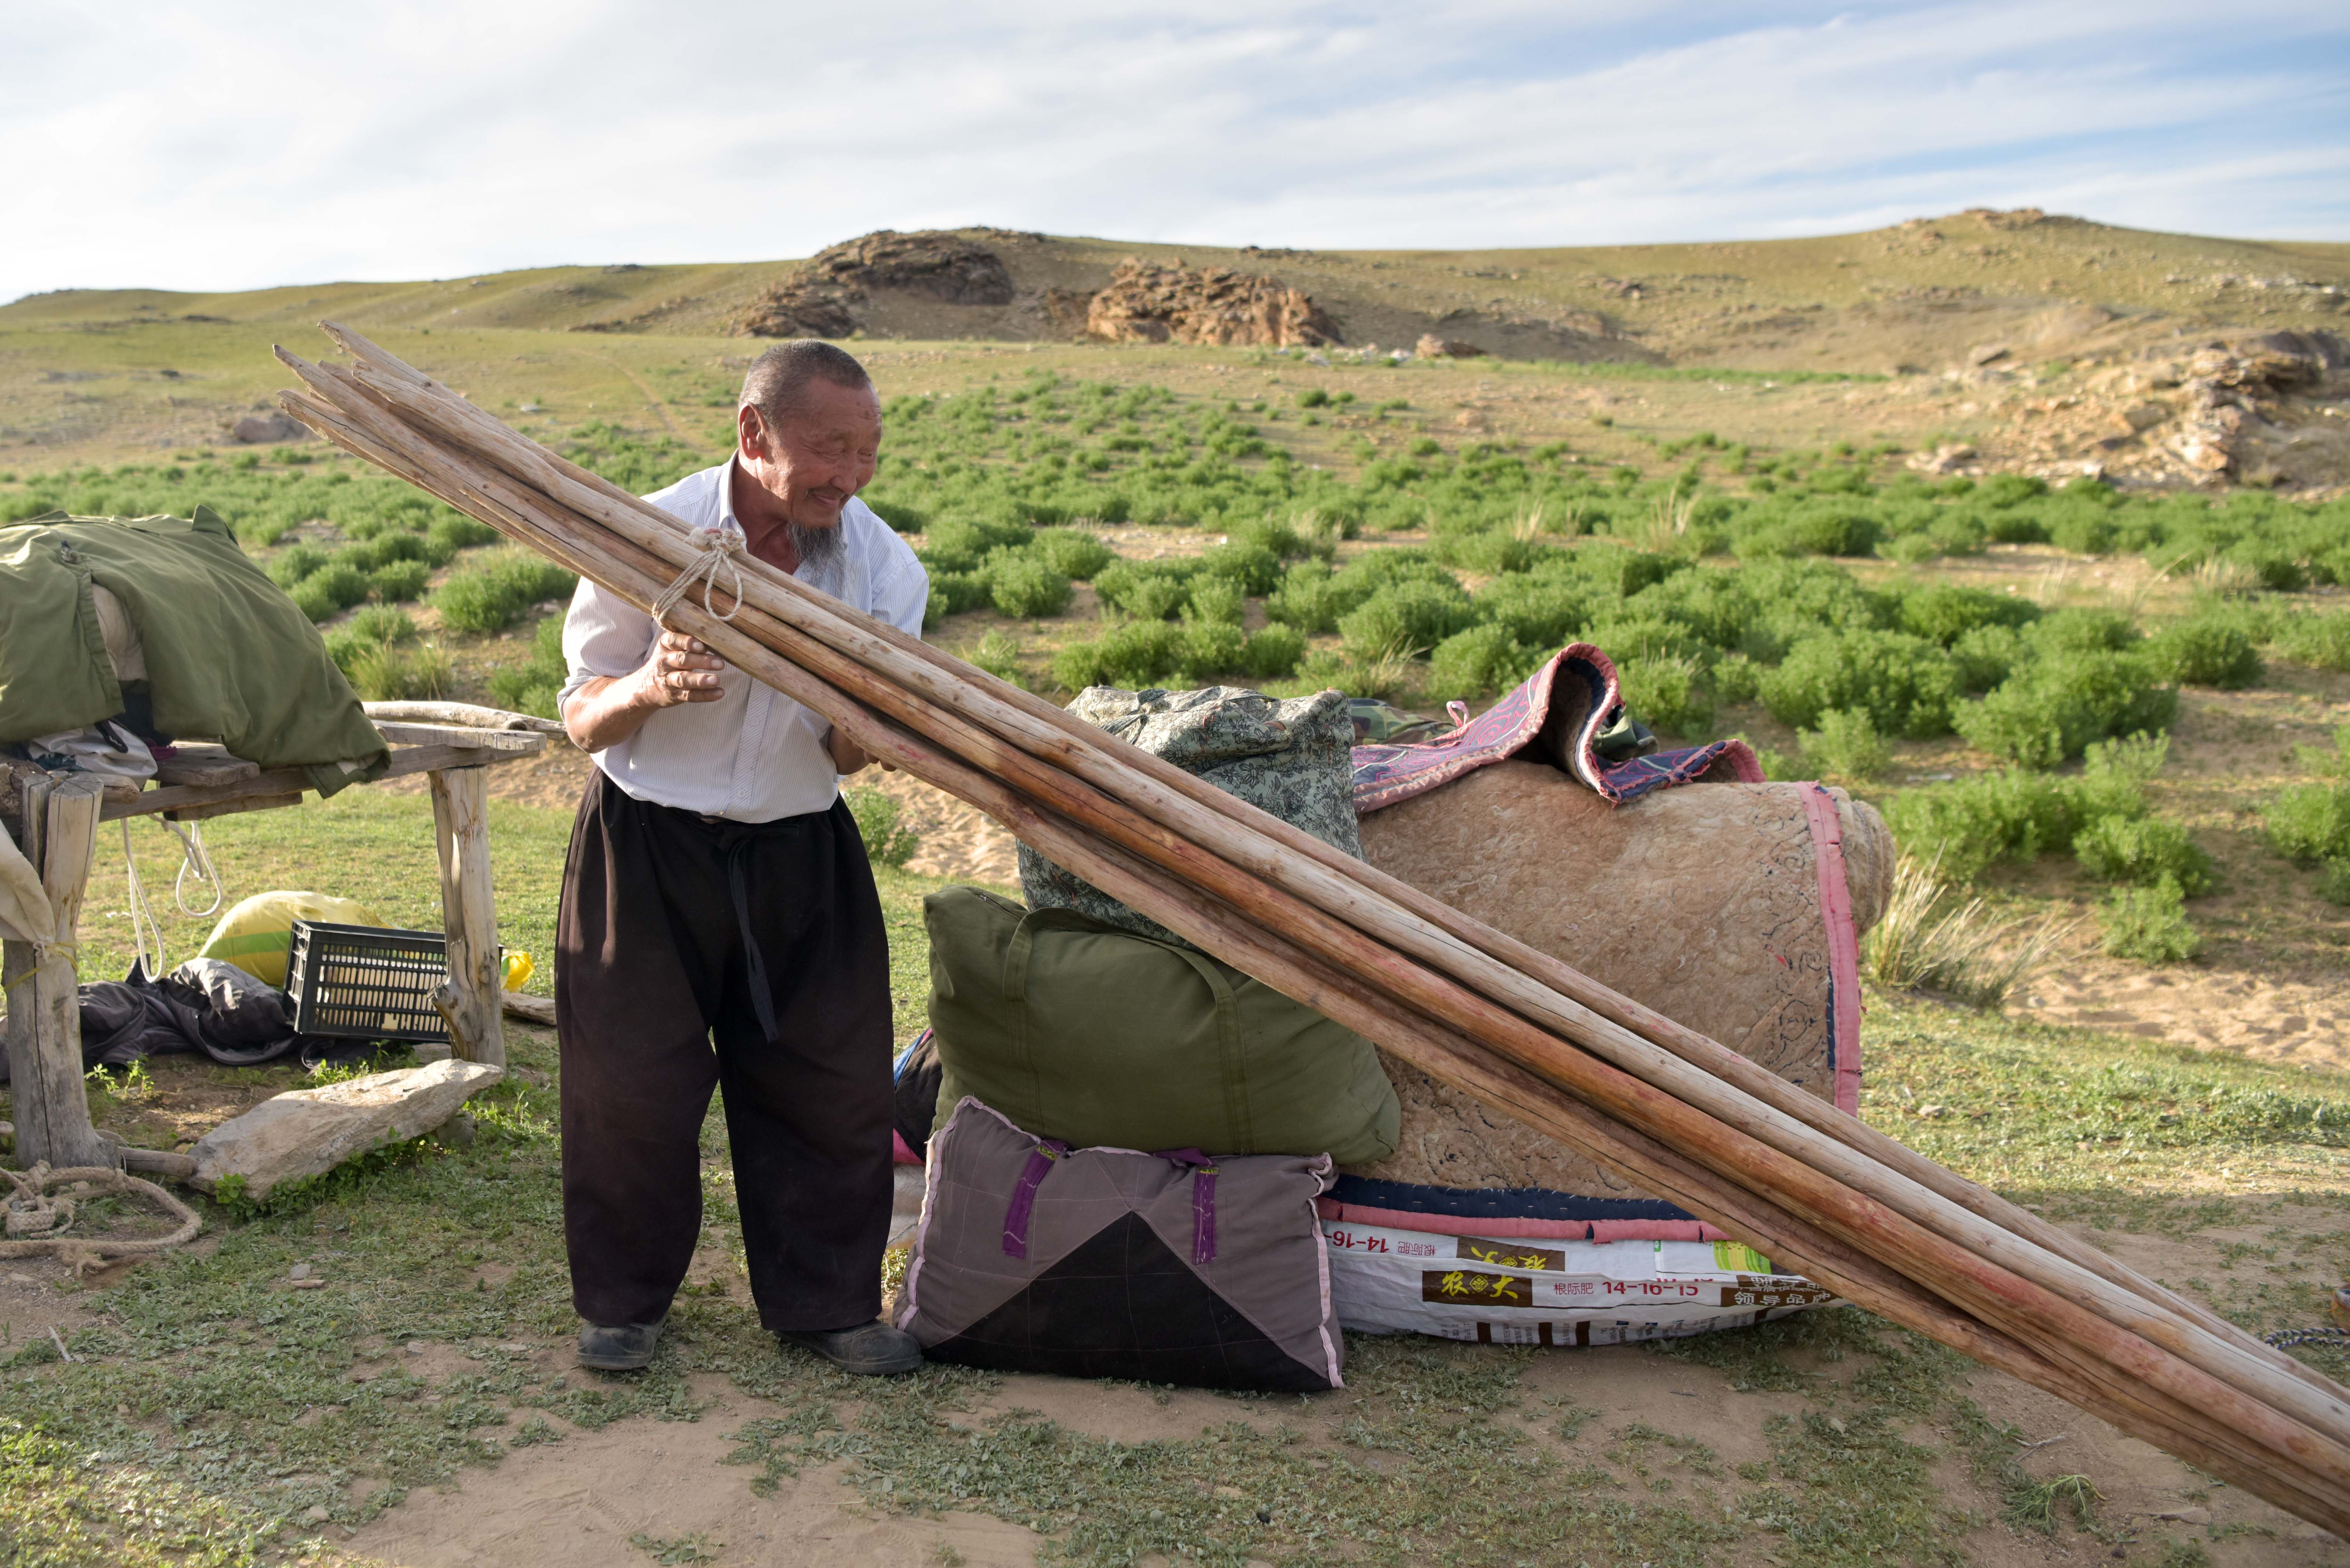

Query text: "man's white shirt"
[558, 459, 928, 823]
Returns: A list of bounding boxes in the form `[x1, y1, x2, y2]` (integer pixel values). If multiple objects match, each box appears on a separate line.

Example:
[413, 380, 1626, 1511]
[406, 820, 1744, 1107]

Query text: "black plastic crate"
[286, 920, 498, 1042]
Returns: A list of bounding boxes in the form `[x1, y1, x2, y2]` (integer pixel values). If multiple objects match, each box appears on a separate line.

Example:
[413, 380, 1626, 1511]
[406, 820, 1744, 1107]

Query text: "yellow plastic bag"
[502, 951, 534, 992]
[197, 891, 383, 988]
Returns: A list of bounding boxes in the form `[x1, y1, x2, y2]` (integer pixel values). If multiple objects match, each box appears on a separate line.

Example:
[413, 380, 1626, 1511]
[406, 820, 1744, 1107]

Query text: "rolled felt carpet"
[1350, 763, 1891, 1211]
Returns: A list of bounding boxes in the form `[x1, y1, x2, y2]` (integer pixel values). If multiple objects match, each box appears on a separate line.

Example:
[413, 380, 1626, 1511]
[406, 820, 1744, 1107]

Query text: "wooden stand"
[3, 726, 544, 1168]
[428, 764, 503, 1068]
[3, 774, 116, 1168]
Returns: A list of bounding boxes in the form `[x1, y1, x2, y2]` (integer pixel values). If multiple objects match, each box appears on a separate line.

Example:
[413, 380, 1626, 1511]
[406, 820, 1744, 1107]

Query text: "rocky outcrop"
[230, 410, 307, 444]
[1981, 329, 2347, 488]
[735, 230, 1016, 338]
[1085, 259, 1339, 348]
[2167, 334, 2346, 479]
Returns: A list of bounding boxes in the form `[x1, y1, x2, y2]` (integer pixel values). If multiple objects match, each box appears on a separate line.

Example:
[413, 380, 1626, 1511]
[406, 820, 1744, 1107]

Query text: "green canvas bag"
[926, 886, 1400, 1164]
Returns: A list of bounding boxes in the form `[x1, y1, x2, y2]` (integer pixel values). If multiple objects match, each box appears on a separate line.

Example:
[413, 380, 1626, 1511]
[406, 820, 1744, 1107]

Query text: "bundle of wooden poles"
[278, 322, 2349, 1534]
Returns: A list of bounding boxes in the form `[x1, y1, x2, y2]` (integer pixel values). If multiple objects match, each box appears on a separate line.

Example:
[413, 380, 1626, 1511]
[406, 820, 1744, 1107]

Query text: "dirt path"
[339, 1255, 2337, 1568]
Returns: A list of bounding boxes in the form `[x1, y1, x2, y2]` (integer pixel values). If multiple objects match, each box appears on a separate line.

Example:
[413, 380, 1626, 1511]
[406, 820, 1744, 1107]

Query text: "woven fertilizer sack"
[1020, 685, 1359, 945]
[1331, 762, 1889, 1262]
[1320, 1219, 1834, 1346]
[197, 890, 383, 988]
[926, 885, 1399, 1164]
[898, 1097, 1344, 1390]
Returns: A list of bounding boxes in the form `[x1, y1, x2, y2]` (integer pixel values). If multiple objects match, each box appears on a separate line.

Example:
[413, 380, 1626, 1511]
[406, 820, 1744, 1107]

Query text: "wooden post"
[3, 774, 115, 1169]
[427, 764, 503, 1068]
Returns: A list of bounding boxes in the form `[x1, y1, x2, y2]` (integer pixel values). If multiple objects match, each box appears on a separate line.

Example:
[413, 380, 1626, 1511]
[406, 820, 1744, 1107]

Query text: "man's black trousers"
[555, 773, 894, 1333]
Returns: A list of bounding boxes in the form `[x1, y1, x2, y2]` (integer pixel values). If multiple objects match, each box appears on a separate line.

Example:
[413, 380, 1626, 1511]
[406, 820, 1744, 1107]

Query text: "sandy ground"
[332, 1222, 2340, 1568]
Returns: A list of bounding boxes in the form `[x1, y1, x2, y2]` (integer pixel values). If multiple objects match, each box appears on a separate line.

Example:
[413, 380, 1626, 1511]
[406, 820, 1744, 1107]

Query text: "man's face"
[737, 377, 882, 531]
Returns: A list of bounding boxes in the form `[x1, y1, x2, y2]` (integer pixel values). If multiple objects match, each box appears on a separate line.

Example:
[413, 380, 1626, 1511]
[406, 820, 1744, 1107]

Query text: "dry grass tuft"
[1865, 857, 2075, 1009]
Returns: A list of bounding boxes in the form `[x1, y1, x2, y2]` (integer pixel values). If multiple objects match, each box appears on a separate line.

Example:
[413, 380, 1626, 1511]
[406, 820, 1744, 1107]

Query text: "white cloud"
[0, 1, 2342, 300]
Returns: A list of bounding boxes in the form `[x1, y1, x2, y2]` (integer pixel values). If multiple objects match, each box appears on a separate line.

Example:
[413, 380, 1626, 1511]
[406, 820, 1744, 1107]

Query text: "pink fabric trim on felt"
[1315, 1196, 1730, 1244]
[1799, 784, 1865, 1116]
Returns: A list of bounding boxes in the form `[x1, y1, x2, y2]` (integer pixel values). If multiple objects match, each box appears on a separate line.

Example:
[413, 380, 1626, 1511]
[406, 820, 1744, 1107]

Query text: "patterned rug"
[1351, 643, 1761, 813]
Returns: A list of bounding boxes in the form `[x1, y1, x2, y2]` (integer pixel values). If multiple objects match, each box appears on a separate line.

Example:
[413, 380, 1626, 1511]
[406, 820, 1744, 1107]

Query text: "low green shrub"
[2272, 611, 2350, 671]
[1948, 624, 2029, 694]
[1094, 559, 1196, 620]
[267, 545, 330, 588]
[1433, 527, 1542, 576]
[1185, 576, 1246, 626]
[341, 641, 452, 702]
[348, 605, 417, 646]
[846, 786, 919, 868]
[1798, 708, 1892, 782]
[1051, 619, 1183, 692]
[1265, 561, 1348, 633]
[924, 570, 993, 629]
[370, 560, 431, 602]
[1758, 629, 1957, 738]
[2144, 617, 2261, 688]
[1619, 654, 1711, 738]
[1882, 735, 2168, 881]
[2265, 783, 2350, 865]
[1709, 652, 1761, 705]
[1338, 580, 1475, 660]
[1954, 651, 2176, 767]
[1896, 583, 2040, 646]
[424, 516, 499, 564]
[2071, 814, 2214, 894]
[433, 552, 579, 634]
[1030, 528, 1115, 581]
[987, 554, 1072, 619]
[2098, 877, 2200, 963]
[918, 516, 1033, 574]
[2026, 607, 2141, 656]
[1238, 625, 1307, 681]
[958, 628, 1027, 689]
[1195, 542, 1283, 596]
[1430, 623, 1535, 698]
[1469, 574, 1593, 651]
[486, 618, 567, 719]
[1175, 619, 1248, 683]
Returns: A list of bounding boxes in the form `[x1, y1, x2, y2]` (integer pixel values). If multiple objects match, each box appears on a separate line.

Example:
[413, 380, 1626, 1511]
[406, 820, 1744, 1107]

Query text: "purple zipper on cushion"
[1001, 1139, 1070, 1258]
[1155, 1148, 1220, 1265]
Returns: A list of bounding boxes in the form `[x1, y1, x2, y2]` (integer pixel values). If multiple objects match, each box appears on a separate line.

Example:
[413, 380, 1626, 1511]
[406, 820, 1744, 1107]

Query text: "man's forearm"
[562, 673, 660, 752]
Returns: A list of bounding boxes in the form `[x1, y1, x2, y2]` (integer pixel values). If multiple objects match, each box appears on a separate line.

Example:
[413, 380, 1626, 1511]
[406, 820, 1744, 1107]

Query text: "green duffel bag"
[926, 885, 1400, 1164]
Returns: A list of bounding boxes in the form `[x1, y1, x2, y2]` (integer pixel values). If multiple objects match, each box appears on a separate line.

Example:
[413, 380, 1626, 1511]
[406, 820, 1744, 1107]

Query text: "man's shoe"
[778, 1320, 923, 1376]
[576, 1315, 665, 1371]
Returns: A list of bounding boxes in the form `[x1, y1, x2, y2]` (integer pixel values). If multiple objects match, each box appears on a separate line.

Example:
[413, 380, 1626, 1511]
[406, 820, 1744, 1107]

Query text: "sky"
[5, 1, 2347, 302]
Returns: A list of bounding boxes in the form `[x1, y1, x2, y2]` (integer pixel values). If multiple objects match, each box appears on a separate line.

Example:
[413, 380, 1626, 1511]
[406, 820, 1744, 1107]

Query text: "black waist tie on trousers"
[555, 772, 894, 1333]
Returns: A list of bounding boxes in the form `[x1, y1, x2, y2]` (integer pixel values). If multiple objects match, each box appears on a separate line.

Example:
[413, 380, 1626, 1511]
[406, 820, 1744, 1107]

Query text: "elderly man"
[555, 340, 927, 1375]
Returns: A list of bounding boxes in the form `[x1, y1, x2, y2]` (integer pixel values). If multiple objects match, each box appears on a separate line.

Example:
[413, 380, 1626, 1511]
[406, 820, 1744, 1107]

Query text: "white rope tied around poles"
[648, 521, 748, 627]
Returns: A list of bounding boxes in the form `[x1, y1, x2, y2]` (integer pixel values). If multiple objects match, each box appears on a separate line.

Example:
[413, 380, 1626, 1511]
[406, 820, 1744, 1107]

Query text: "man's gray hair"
[740, 340, 873, 428]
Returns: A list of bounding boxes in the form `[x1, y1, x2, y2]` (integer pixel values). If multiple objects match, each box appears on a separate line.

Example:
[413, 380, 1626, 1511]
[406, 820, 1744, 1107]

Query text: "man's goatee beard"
[788, 519, 845, 581]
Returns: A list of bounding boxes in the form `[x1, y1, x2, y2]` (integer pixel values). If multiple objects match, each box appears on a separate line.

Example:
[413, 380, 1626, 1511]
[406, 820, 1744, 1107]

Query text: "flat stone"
[289, 1263, 311, 1280]
[187, 1059, 503, 1201]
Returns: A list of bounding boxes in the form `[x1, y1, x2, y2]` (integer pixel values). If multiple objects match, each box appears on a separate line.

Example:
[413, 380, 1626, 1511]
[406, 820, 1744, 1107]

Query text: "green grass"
[7, 790, 2350, 1564]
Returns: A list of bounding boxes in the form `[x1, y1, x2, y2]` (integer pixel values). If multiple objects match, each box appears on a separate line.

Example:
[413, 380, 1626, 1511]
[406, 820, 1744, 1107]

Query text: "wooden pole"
[3, 775, 116, 1169]
[428, 765, 503, 1068]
